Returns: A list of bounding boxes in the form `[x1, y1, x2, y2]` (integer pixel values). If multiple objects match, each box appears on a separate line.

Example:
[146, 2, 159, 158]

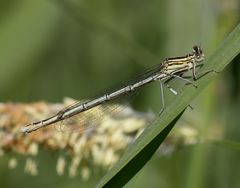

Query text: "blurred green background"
[0, 0, 240, 187]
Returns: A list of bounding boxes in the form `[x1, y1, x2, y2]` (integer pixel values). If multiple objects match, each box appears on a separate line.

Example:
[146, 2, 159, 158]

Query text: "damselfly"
[21, 46, 205, 134]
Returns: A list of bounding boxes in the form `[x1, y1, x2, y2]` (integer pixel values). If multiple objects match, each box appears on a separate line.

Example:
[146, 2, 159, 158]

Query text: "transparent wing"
[52, 62, 165, 134]
[54, 99, 130, 134]
[52, 61, 164, 134]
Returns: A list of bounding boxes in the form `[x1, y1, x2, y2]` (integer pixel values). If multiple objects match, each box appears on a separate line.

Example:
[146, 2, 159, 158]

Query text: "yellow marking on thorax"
[164, 55, 194, 74]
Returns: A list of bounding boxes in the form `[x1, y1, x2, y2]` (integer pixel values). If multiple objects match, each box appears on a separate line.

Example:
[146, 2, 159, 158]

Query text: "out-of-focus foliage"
[0, 0, 239, 188]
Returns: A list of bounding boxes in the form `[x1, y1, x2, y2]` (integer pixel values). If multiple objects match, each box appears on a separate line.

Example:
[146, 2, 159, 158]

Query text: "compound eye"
[193, 45, 198, 51]
[193, 46, 202, 57]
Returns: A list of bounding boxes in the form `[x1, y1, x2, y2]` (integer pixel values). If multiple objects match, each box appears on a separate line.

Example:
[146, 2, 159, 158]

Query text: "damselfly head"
[192, 45, 204, 62]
